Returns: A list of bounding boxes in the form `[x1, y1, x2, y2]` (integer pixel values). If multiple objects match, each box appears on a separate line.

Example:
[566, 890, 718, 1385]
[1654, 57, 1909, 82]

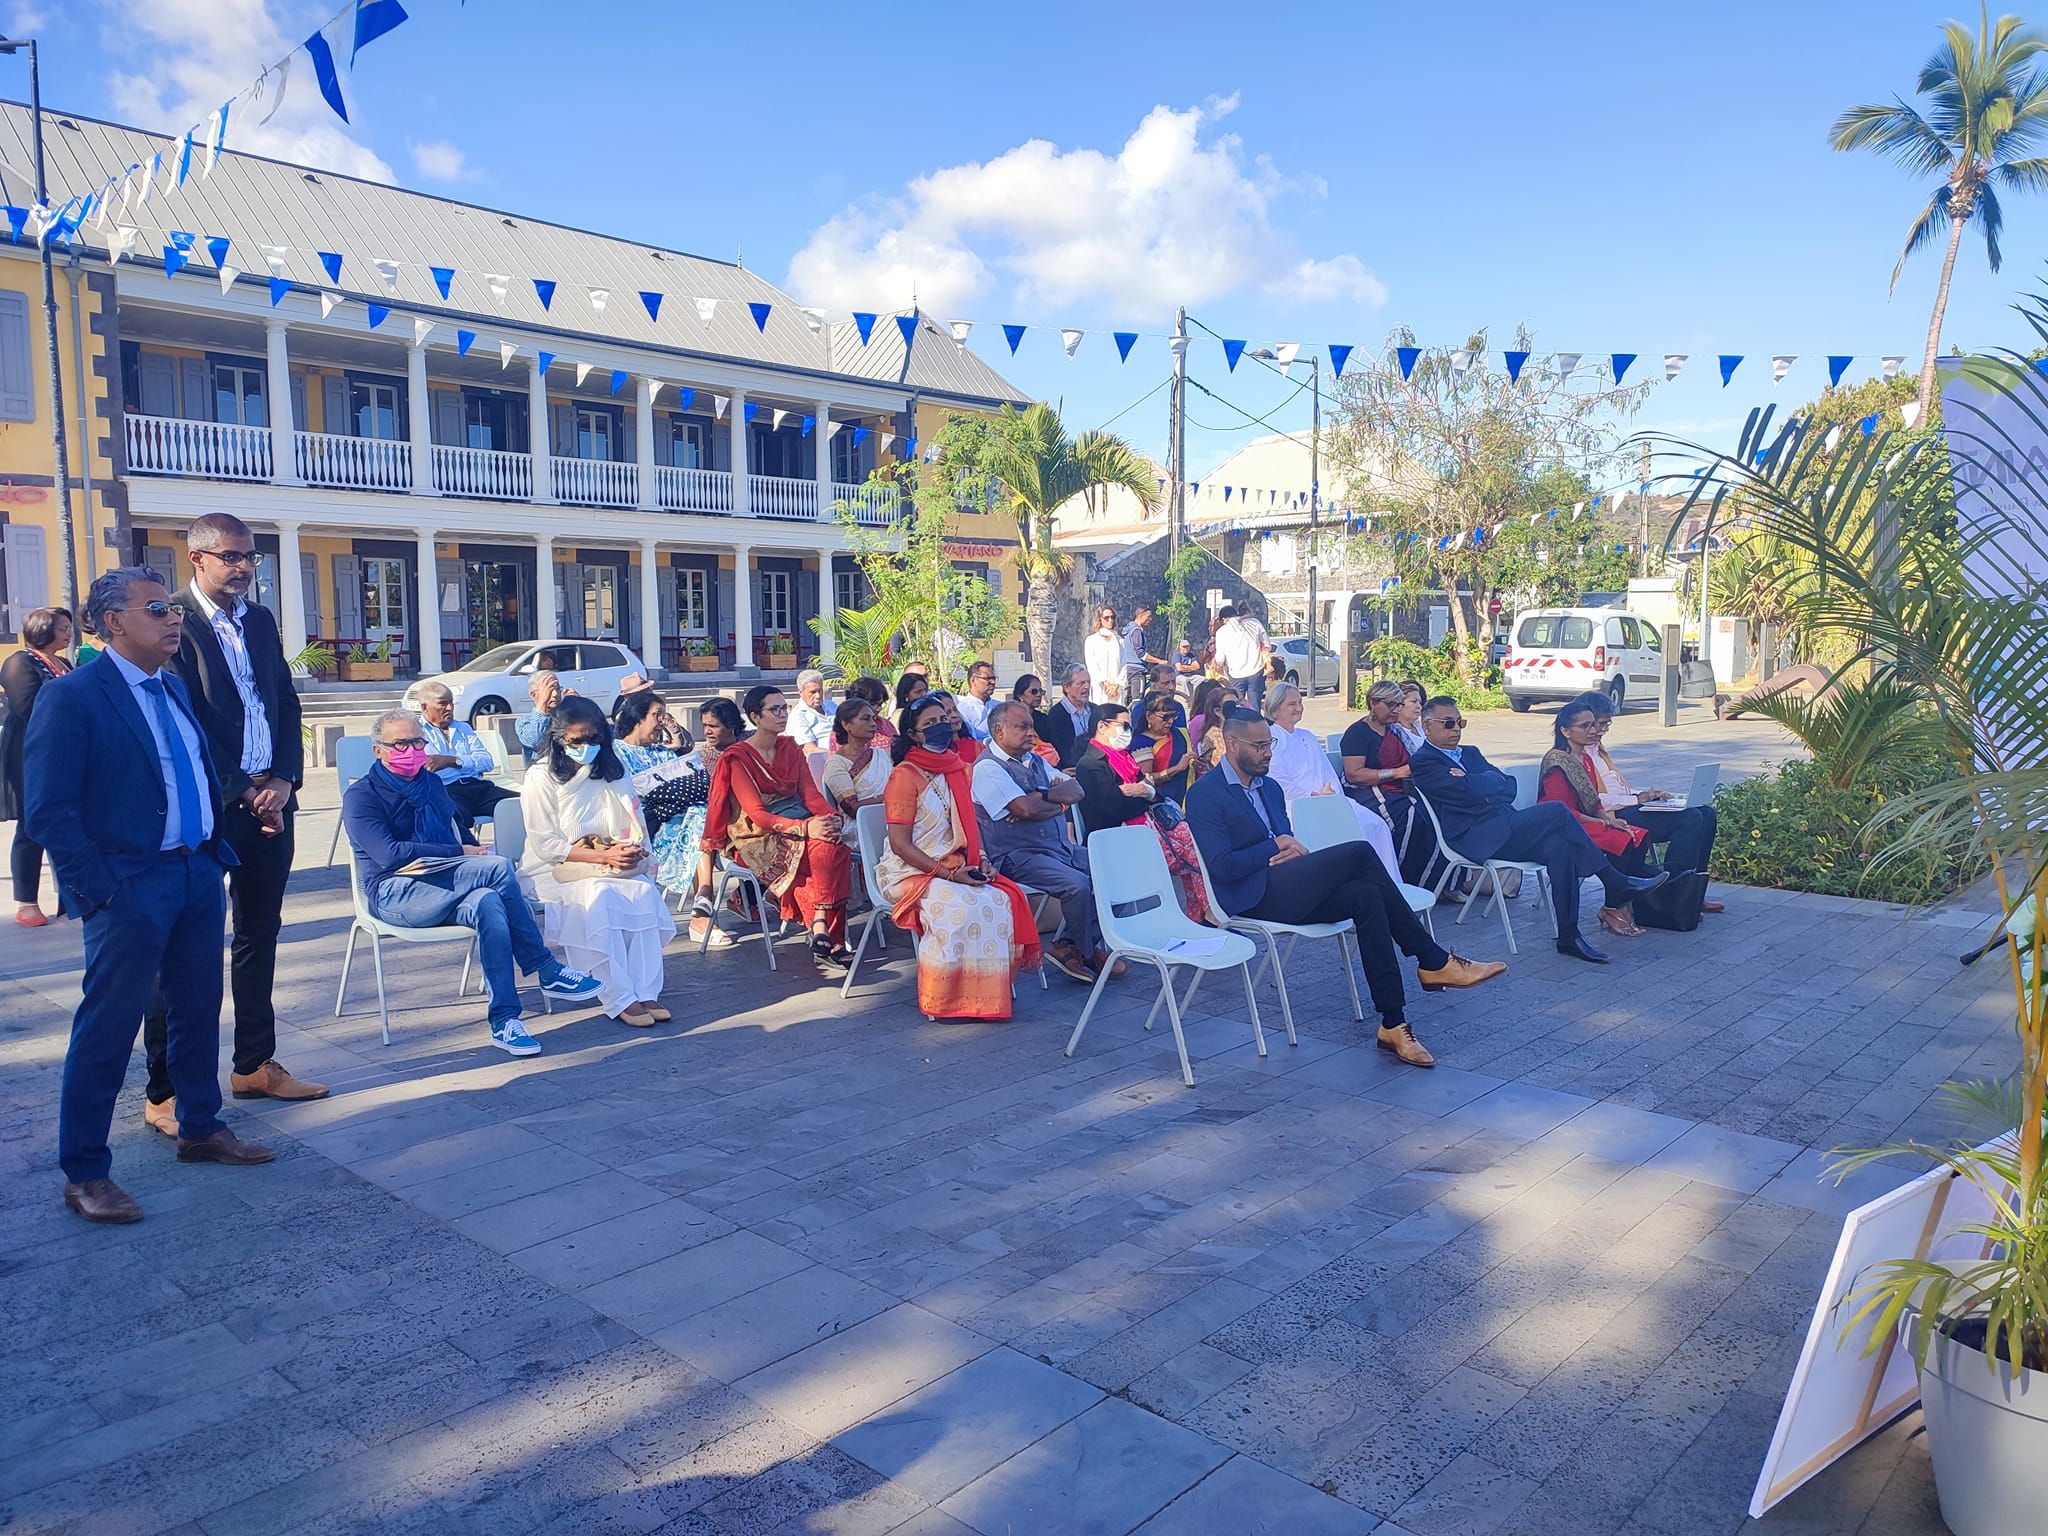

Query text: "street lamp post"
[0, 35, 79, 623]
[1247, 349, 1321, 695]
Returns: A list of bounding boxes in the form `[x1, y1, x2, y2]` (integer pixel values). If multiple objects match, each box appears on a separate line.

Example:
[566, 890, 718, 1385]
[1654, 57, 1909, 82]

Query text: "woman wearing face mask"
[519, 696, 676, 1027]
[705, 684, 853, 967]
[876, 696, 1039, 1019]
[1074, 703, 1212, 922]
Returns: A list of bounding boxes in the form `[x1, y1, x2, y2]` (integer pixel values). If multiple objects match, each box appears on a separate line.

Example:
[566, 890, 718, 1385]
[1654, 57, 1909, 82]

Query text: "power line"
[1090, 374, 1172, 433]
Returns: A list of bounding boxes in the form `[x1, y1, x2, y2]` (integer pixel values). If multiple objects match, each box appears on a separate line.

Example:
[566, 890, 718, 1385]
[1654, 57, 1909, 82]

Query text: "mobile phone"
[963, 867, 989, 882]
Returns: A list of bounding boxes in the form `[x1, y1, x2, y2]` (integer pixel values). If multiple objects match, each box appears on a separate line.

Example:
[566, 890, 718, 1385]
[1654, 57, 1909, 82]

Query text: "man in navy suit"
[25, 567, 274, 1224]
[1406, 696, 1667, 963]
[1187, 708, 1503, 1067]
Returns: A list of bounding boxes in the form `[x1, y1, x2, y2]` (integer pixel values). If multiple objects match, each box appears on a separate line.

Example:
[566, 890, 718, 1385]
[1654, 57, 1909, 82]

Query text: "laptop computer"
[1641, 762, 1720, 811]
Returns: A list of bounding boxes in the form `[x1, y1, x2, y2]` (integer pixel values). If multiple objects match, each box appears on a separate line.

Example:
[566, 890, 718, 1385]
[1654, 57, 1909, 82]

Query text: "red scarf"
[899, 744, 1040, 971]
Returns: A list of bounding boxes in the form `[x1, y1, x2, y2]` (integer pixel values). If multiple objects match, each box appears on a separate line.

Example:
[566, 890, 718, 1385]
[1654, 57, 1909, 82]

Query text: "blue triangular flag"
[430, 266, 454, 299]
[353, 0, 410, 62]
[904, 438, 917, 457]
[456, 329, 476, 356]
[1114, 331, 1138, 363]
[1222, 339, 1246, 371]
[1329, 343, 1353, 379]
[1611, 352, 1636, 385]
[177, 132, 193, 186]
[853, 426, 869, 447]
[1003, 324, 1026, 355]
[367, 304, 389, 329]
[162, 244, 189, 277]
[1224, 487, 1233, 502]
[318, 251, 343, 283]
[676, 388, 695, 412]
[1503, 350, 1529, 383]
[204, 236, 230, 268]
[1860, 414, 1877, 436]
[2, 207, 23, 243]
[1827, 355, 1852, 387]
[168, 230, 196, 251]
[610, 370, 629, 396]
[533, 279, 556, 311]
[268, 277, 290, 306]
[749, 301, 772, 332]
[801, 416, 814, 437]
[743, 403, 759, 423]
[896, 314, 918, 349]
[1718, 355, 1741, 387]
[305, 26, 349, 121]
[536, 351, 555, 377]
[853, 312, 877, 345]
[639, 291, 662, 323]
[1396, 346, 1420, 380]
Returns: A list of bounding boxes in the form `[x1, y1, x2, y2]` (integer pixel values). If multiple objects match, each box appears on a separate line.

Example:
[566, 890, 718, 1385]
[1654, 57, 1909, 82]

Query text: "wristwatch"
[250, 770, 274, 786]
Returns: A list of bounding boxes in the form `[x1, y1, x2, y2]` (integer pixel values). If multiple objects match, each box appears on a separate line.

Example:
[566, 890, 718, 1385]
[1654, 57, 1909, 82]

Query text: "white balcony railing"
[125, 414, 272, 481]
[833, 480, 901, 526]
[296, 431, 413, 491]
[551, 456, 637, 508]
[751, 474, 819, 521]
[433, 444, 532, 501]
[654, 465, 734, 514]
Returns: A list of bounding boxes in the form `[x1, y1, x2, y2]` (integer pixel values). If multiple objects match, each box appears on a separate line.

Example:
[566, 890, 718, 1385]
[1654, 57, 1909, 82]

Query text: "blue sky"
[24, 0, 2048, 476]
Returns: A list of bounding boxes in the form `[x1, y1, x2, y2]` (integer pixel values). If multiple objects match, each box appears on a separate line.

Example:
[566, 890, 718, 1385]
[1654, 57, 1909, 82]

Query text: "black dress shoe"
[1624, 871, 1671, 895]
[1557, 934, 1610, 963]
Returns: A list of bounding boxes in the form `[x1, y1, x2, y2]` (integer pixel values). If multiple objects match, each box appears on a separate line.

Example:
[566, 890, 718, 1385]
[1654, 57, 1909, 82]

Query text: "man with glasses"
[26, 568, 276, 1221]
[141, 513, 324, 1133]
[956, 661, 998, 743]
[341, 711, 601, 1056]
[415, 679, 517, 843]
[1408, 696, 1668, 964]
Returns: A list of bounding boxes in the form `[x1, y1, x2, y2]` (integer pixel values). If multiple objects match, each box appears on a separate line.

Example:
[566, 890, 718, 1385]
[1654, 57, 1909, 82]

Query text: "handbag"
[1148, 798, 1186, 832]
[554, 833, 645, 881]
[1633, 870, 1708, 932]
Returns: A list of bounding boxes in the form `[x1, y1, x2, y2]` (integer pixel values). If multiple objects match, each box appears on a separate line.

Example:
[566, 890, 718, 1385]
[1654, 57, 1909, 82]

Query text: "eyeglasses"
[378, 736, 427, 750]
[197, 549, 264, 567]
[759, 703, 789, 715]
[1435, 718, 1469, 730]
[124, 601, 187, 620]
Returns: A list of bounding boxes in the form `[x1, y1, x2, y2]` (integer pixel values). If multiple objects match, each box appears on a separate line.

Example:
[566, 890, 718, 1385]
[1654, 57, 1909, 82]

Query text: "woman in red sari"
[1538, 695, 1653, 939]
[704, 684, 854, 966]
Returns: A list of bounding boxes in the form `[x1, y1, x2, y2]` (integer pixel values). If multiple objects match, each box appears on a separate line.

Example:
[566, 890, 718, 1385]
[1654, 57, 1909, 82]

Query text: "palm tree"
[984, 402, 1161, 674]
[1831, 8, 2048, 422]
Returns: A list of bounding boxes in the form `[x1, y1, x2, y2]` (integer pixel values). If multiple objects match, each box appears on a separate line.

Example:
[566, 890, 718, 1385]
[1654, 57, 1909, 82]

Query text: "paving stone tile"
[649, 1264, 895, 1380]
[507, 1196, 733, 1291]
[1133, 1452, 1381, 1534]
[574, 1228, 807, 1335]
[447, 1169, 666, 1252]
[737, 1303, 994, 1440]
[1358, 1065, 1507, 1117]
[1453, 1082, 1598, 1140]
[1390, 1452, 1540, 1536]
[1643, 1125, 1805, 1195]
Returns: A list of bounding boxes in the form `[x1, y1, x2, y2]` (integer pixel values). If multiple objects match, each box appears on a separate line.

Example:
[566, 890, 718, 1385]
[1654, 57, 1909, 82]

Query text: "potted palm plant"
[337, 637, 395, 682]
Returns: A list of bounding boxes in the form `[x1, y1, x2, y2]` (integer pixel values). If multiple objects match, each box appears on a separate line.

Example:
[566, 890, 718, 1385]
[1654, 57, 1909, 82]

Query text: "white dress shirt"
[420, 716, 496, 784]
[188, 583, 272, 775]
[1216, 617, 1269, 680]
[972, 739, 1070, 823]
[108, 645, 215, 850]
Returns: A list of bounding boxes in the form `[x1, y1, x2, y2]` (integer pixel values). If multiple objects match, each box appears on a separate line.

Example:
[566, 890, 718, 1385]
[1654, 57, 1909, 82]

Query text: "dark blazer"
[1186, 764, 1292, 916]
[22, 656, 237, 914]
[0, 649, 59, 821]
[341, 763, 465, 898]
[1407, 740, 1519, 863]
[1038, 701, 1092, 770]
[166, 583, 305, 804]
[1073, 744, 1142, 836]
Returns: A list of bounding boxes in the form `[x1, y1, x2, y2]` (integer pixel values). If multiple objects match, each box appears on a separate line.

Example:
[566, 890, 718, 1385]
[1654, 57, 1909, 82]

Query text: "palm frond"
[1892, 185, 1955, 290]
[1980, 181, 2007, 268]
[1831, 99, 1956, 172]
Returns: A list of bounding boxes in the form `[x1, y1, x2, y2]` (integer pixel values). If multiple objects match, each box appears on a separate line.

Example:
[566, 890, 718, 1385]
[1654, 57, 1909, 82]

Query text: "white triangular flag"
[217, 265, 241, 295]
[825, 421, 842, 438]
[119, 168, 136, 216]
[413, 318, 435, 345]
[1664, 354, 1687, 381]
[374, 258, 401, 292]
[1275, 342, 1300, 377]
[769, 409, 785, 431]
[1451, 349, 1476, 375]
[499, 341, 517, 369]
[574, 362, 593, 387]
[949, 320, 971, 348]
[1168, 336, 1189, 360]
[1572, 502, 1586, 519]
[319, 292, 340, 318]
[1061, 328, 1084, 358]
[1824, 424, 1844, 452]
[713, 395, 730, 419]
[1900, 401, 1922, 428]
[260, 245, 289, 275]
[693, 297, 718, 328]
[1881, 355, 1905, 378]
[587, 288, 609, 316]
[485, 274, 509, 308]
[1554, 352, 1581, 375]
[801, 307, 827, 333]
[202, 110, 224, 176]
[109, 225, 140, 262]
[1771, 355, 1795, 383]
[647, 380, 664, 403]
[878, 431, 894, 451]
[139, 154, 158, 206]
[253, 58, 291, 127]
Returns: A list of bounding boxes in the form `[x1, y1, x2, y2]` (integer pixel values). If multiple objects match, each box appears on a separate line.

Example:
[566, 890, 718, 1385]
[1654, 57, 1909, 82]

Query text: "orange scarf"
[894, 745, 1041, 972]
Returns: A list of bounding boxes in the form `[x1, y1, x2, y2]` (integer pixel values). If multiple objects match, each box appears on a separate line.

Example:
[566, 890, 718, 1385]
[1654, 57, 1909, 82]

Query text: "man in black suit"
[141, 513, 326, 1133]
[26, 567, 274, 1221]
[1037, 664, 1095, 770]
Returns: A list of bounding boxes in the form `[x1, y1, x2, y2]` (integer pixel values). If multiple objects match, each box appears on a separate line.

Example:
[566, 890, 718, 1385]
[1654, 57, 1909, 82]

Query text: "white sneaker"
[490, 1019, 542, 1056]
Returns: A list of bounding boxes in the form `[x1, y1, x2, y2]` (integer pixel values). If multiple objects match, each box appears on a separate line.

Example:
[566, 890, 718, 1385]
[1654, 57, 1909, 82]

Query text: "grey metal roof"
[2, 101, 1030, 408]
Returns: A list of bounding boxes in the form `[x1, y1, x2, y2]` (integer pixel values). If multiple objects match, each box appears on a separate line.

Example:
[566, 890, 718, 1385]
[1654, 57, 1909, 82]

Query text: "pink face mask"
[384, 745, 428, 778]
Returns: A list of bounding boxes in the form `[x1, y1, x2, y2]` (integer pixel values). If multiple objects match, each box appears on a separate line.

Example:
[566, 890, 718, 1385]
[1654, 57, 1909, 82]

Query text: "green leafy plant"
[1742, 671, 1957, 790]
[344, 643, 370, 664]
[1160, 544, 1207, 649]
[683, 636, 718, 658]
[1356, 636, 1507, 711]
[289, 640, 335, 677]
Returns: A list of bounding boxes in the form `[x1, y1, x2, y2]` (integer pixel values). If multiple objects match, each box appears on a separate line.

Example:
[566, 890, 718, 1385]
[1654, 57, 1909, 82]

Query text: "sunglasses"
[125, 601, 187, 620]
[198, 549, 264, 568]
[1434, 718, 1469, 730]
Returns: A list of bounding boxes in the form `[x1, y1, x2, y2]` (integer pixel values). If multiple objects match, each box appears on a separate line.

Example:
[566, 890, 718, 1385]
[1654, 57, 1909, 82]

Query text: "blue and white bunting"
[1003, 324, 1026, 355]
[533, 279, 556, 311]
[852, 312, 877, 345]
[1114, 331, 1138, 362]
[749, 301, 772, 332]
[898, 314, 919, 350]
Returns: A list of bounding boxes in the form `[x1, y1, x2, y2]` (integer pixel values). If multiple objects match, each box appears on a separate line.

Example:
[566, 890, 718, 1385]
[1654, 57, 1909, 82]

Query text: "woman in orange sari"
[876, 697, 1039, 1020]
[704, 684, 853, 966]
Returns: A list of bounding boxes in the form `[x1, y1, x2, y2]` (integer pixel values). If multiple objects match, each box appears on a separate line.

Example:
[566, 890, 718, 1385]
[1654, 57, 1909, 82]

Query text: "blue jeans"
[62, 850, 227, 1181]
[374, 856, 555, 1026]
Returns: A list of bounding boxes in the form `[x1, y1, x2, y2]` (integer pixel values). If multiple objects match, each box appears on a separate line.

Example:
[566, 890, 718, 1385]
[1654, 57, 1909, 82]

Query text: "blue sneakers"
[490, 1019, 542, 1056]
[539, 965, 602, 1001]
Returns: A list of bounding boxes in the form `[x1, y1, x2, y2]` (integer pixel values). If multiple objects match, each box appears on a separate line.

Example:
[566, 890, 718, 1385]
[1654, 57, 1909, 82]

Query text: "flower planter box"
[683, 656, 721, 672]
[1909, 1311, 2048, 1536]
[337, 660, 394, 681]
[765, 653, 798, 671]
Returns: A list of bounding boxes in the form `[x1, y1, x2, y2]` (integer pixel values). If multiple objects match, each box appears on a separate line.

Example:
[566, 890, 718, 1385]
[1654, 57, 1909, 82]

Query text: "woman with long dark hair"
[519, 695, 676, 1024]
[1131, 689, 1195, 803]
[1, 606, 74, 924]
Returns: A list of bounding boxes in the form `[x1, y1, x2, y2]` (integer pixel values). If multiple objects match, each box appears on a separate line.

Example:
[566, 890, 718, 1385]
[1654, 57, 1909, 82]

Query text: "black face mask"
[921, 721, 956, 752]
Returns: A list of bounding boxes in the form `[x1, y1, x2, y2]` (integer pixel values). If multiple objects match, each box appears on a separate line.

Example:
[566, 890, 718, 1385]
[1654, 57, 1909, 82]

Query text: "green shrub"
[1709, 757, 1987, 903]
[1355, 636, 1508, 712]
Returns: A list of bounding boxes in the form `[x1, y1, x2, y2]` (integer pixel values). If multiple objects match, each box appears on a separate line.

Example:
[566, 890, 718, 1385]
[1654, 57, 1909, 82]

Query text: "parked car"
[403, 640, 651, 726]
[1270, 635, 1342, 693]
[1501, 608, 1663, 712]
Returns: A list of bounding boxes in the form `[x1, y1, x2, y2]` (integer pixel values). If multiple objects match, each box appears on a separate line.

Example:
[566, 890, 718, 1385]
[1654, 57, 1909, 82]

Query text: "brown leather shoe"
[1417, 954, 1508, 992]
[1701, 898, 1725, 914]
[142, 1096, 180, 1138]
[229, 1060, 330, 1101]
[64, 1178, 143, 1223]
[176, 1128, 277, 1166]
[1090, 948, 1129, 980]
[1376, 1023, 1436, 1068]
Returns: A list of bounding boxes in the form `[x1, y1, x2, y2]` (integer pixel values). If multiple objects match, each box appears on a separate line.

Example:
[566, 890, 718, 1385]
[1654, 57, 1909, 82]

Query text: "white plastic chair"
[480, 720, 524, 786]
[1066, 825, 1264, 1087]
[1288, 793, 1439, 937]
[841, 805, 901, 998]
[1410, 787, 1554, 954]
[1506, 762, 1540, 810]
[323, 736, 375, 864]
[699, 852, 782, 969]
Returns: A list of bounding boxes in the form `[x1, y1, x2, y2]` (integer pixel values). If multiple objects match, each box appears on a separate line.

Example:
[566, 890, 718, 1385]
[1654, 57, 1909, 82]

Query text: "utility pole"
[1637, 439, 1652, 579]
[1306, 352, 1321, 698]
[1168, 307, 1187, 567]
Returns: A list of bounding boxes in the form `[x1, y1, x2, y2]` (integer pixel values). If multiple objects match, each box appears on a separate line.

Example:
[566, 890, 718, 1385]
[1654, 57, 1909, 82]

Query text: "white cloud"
[8, 5, 50, 34]
[786, 99, 1383, 321]
[410, 140, 473, 183]
[101, 0, 395, 183]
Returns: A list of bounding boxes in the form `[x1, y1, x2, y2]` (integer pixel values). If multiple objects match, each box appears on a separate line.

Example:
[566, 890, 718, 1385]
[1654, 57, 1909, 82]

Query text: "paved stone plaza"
[0, 703, 2013, 1535]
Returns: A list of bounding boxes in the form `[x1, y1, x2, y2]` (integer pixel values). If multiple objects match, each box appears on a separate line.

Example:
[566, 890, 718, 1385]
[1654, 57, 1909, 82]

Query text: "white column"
[407, 341, 437, 495]
[815, 550, 837, 661]
[728, 387, 750, 520]
[265, 317, 298, 485]
[635, 376, 657, 511]
[535, 534, 557, 641]
[415, 530, 442, 675]
[731, 543, 754, 671]
[275, 519, 307, 658]
[813, 399, 833, 522]
[639, 538, 662, 669]
[529, 359, 555, 503]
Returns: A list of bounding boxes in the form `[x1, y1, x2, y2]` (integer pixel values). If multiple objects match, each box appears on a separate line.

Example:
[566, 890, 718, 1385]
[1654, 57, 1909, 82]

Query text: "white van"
[1502, 608, 1664, 712]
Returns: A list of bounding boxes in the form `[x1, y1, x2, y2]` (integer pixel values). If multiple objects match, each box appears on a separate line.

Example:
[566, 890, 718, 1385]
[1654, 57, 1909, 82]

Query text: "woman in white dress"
[520, 696, 677, 1027]
[1260, 683, 1402, 882]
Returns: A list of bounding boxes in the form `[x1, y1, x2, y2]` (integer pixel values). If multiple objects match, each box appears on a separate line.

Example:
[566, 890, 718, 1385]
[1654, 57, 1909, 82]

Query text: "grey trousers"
[994, 843, 1101, 957]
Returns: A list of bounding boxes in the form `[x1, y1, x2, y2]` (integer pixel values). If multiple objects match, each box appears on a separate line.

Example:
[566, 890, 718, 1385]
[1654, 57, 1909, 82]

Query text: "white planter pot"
[1906, 1311, 2048, 1536]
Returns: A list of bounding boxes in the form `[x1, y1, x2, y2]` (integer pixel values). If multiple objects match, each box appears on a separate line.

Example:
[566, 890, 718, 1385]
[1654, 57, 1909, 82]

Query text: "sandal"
[1597, 906, 1646, 938]
[690, 915, 737, 950]
[810, 934, 847, 969]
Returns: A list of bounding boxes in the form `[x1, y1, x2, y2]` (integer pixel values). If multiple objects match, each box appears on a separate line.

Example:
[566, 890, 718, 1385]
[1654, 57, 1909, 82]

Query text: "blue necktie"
[141, 677, 205, 851]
